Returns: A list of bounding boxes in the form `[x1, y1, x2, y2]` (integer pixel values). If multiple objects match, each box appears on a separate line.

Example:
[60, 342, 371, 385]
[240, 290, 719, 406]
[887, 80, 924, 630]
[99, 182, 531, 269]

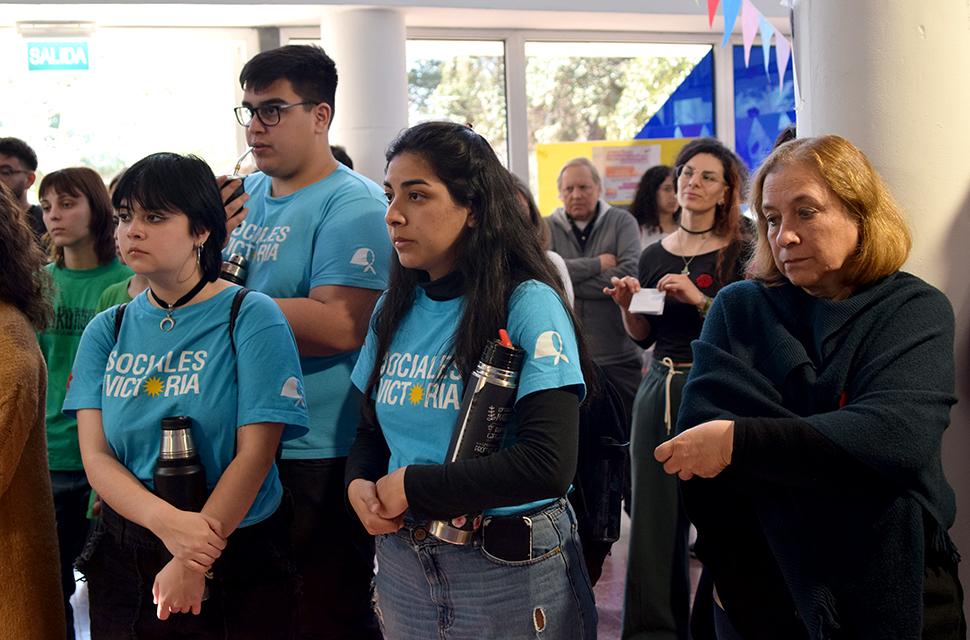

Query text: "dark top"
[26, 204, 47, 243]
[345, 271, 580, 519]
[678, 273, 958, 639]
[567, 208, 600, 252]
[635, 240, 744, 361]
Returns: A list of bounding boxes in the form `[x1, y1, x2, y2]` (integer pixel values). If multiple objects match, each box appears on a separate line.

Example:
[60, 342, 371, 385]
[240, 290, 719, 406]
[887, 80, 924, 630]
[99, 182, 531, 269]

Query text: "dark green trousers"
[622, 359, 691, 640]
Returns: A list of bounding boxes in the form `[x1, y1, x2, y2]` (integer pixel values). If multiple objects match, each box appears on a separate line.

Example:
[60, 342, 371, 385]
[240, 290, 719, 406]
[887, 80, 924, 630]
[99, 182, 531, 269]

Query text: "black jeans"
[51, 469, 91, 640]
[278, 457, 381, 640]
[77, 502, 297, 639]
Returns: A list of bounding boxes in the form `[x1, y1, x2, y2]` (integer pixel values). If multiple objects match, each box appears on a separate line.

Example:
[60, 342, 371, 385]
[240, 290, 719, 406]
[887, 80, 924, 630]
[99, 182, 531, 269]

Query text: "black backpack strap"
[113, 303, 128, 342]
[229, 287, 251, 355]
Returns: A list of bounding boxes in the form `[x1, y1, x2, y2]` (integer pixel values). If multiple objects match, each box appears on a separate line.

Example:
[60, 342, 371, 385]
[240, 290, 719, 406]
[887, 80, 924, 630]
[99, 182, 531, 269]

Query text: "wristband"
[697, 296, 713, 317]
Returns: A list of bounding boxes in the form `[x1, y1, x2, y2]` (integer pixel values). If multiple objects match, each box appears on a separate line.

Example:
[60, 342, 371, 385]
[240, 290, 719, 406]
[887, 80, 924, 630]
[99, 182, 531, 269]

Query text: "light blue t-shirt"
[351, 280, 585, 515]
[64, 286, 309, 527]
[224, 166, 391, 459]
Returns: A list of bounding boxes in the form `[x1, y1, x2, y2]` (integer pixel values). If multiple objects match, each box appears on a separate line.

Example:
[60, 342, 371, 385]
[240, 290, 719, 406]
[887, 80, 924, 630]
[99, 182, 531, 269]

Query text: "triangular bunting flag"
[758, 14, 775, 77]
[775, 33, 791, 91]
[721, 0, 743, 47]
[741, 0, 760, 67]
[708, 0, 720, 28]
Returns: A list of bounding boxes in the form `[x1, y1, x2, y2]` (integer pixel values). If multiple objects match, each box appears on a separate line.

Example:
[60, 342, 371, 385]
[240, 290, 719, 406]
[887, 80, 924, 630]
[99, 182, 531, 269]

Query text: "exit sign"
[27, 41, 90, 71]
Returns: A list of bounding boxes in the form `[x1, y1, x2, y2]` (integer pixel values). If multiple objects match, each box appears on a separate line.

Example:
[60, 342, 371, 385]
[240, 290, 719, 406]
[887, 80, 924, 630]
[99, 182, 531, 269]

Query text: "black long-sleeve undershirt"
[731, 417, 882, 491]
[345, 387, 580, 520]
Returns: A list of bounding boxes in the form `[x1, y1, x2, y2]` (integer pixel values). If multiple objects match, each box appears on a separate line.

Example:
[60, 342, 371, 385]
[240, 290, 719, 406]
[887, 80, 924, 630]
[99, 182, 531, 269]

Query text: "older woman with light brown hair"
[654, 135, 965, 639]
[0, 182, 65, 638]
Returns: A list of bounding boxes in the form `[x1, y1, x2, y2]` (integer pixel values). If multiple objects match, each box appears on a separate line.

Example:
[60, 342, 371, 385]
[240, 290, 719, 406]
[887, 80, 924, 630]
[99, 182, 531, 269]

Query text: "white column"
[321, 8, 409, 184]
[795, 0, 970, 600]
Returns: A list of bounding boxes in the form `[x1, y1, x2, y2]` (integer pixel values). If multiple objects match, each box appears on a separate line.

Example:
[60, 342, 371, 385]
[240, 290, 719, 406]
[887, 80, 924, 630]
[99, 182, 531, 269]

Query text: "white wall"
[795, 0, 970, 605]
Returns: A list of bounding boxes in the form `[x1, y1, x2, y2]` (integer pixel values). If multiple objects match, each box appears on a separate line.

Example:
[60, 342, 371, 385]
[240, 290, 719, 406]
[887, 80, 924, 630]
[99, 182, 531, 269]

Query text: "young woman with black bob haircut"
[345, 121, 598, 639]
[605, 138, 749, 640]
[64, 152, 308, 638]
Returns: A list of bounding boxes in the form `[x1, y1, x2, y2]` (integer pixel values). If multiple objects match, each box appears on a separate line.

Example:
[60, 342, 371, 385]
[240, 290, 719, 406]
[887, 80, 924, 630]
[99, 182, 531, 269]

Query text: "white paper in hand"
[629, 288, 665, 315]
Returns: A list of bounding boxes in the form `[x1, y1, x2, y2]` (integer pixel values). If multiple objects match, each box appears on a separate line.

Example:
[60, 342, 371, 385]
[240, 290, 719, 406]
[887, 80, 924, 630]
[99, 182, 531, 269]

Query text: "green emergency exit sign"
[28, 41, 89, 70]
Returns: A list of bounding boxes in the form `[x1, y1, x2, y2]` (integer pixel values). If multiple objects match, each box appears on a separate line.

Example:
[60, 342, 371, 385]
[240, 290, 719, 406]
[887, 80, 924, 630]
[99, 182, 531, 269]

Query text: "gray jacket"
[546, 201, 641, 365]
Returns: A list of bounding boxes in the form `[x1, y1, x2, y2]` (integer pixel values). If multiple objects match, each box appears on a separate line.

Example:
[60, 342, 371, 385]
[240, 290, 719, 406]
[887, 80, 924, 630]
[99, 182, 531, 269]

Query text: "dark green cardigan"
[678, 272, 957, 639]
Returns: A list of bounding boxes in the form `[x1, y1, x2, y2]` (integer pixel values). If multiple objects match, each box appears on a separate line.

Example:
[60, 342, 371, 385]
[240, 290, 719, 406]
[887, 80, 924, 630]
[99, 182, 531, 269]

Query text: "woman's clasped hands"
[348, 466, 409, 535]
[151, 507, 226, 620]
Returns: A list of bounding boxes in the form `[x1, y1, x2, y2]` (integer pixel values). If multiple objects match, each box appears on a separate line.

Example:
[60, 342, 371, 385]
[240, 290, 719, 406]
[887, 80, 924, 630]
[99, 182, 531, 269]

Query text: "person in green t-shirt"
[96, 276, 141, 311]
[37, 167, 131, 639]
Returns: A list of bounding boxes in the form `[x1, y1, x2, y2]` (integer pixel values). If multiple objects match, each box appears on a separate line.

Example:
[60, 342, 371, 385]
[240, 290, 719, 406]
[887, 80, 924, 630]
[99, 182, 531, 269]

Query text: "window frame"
[282, 25, 746, 185]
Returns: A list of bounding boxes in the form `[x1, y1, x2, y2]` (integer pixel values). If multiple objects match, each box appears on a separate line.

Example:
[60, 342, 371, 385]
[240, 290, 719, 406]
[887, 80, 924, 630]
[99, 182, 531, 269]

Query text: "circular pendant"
[160, 316, 176, 332]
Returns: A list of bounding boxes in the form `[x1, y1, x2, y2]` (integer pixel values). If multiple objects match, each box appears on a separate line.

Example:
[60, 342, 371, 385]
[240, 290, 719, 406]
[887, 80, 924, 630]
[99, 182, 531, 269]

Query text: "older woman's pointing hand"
[654, 419, 734, 480]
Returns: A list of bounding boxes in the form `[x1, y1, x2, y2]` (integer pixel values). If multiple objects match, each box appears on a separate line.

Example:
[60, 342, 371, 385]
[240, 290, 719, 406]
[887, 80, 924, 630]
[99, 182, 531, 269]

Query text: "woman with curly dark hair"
[0, 182, 64, 638]
[605, 138, 749, 640]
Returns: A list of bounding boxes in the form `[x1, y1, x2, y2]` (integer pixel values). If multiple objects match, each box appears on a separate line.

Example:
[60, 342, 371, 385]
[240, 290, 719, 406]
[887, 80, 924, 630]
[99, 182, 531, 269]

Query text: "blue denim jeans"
[374, 498, 598, 639]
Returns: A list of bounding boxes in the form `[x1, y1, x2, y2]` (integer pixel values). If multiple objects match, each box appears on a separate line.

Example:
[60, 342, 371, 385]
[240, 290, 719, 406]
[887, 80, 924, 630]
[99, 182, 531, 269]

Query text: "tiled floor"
[593, 513, 702, 640]
[592, 514, 629, 638]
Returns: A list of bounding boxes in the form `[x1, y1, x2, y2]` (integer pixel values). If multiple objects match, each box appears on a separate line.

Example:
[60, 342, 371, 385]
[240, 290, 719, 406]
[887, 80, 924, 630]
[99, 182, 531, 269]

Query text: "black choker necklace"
[680, 223, 715, 235]
[150, 278, 209, 332]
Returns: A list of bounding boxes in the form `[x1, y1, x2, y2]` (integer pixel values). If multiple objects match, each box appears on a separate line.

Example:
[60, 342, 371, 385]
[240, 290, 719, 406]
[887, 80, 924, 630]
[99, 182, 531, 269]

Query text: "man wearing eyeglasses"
[0, 137, 46, 242]
[222, 44, 389, 640]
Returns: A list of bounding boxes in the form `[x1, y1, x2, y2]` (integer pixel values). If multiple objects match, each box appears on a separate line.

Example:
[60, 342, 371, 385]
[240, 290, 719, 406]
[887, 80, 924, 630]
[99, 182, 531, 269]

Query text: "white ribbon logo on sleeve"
[534, 331, 569, 366]
[280, 376, 306, 408]
[350, 248, 377, 274]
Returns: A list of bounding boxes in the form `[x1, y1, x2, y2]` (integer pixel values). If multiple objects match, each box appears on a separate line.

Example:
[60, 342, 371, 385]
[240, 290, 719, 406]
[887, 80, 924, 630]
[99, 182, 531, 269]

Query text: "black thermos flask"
[429, 330, 525, 544]
[153, 416, 207, 512]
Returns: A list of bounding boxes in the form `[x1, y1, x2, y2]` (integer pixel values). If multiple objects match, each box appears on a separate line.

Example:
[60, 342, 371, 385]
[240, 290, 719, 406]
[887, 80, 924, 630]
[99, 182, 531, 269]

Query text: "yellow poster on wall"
[535, 138, 693, 216]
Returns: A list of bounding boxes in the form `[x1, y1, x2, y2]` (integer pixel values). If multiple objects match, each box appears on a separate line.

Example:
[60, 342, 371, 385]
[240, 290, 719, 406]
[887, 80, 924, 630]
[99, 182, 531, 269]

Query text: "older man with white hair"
[546, 157, 641, 429]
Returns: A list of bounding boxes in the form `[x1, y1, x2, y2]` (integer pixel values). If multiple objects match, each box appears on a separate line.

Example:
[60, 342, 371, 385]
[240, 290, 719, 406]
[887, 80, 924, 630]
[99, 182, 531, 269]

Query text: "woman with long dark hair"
[345, 121, 598, 639]
[0, 182, 65, 638]
[631, 164, 679, 248]
[605, 138, 749, 640]
[64, 153, 308, 638]
[37, 166, 132, 637]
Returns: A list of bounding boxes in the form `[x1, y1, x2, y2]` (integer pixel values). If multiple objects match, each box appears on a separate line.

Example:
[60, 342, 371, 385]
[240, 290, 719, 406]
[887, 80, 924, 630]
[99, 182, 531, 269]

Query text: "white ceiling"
[0, 2, 790, 33]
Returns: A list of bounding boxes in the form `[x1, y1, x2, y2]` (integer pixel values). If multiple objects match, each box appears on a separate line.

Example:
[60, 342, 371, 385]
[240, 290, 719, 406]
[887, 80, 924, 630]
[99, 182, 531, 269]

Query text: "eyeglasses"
[234, 102, 317, 127]
[676, 165, 724, 187]
[0, 167, 29, 178]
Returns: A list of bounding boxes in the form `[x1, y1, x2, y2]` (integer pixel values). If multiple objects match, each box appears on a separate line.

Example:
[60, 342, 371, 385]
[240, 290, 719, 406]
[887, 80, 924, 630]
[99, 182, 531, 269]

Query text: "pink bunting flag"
[708, 0, 720, 28]
[740, 0, 760, 67]
[758, 14, 775, 77]
[775, 32, 792, 91]
[720, 0, 742, 47]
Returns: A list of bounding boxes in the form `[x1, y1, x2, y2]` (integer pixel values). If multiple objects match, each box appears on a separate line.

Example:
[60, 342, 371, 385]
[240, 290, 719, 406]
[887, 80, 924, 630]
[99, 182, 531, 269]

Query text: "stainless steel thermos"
[153, 416, 207, 512]
[429, 331, 525, 544]
[221, 253, 248, 285]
